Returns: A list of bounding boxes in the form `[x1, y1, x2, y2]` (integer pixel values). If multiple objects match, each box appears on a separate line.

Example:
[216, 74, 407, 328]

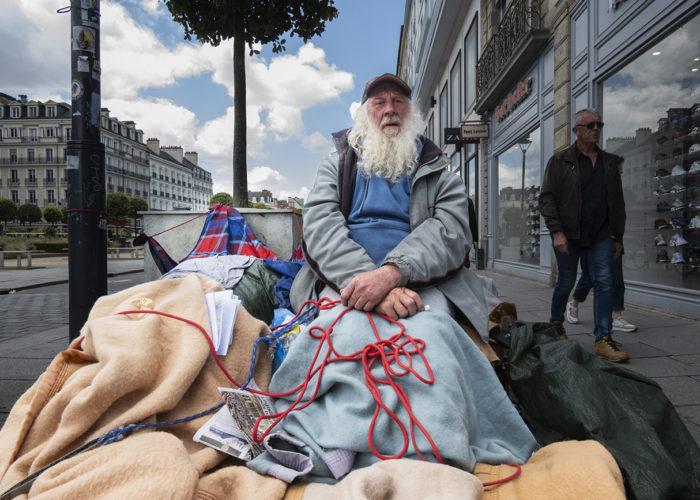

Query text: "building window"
[439, 82, 448, 145]
[9, 149, 17, 162]
[45, 127, 55, 138]
[601, 12, 700, 291]
[10, 128, 19, 138]
[29, 106, 38, 118]
[47, 190, 55, 203]
[29, 190, 36, 204]
[46, 107, 56, 118]
[11, 107, 20, 118]
[46, 149, 53, 161]
[30, 128, 37, 141]
[66, 128, 71, 140]
[464, 15, 478, 113]
[11, 190, 19, 203]
[10, 169, 19, 181]
[496, 127, 541, 266]
[46, 169, 54, 181]
[28, 149, 35, 162]
[449, 150, 461, 175]
[28, 169, 36, 182]
[450, 52, 461, 126]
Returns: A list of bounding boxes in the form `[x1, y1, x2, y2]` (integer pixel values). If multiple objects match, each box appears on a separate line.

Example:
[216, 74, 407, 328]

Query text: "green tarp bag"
[503, 322, 700, 500]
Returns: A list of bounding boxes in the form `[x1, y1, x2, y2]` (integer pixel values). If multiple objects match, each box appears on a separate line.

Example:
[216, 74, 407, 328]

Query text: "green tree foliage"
[249, 202, 271, 210]
[128, 197, 149, 219]
[165, 0, 339, 207]
[0, 198, 17, 229]
[17, 204, 42, 225]
[106, 192, 131, 220]
[209, 192, 234, 207]
[43, 205, 63, 225]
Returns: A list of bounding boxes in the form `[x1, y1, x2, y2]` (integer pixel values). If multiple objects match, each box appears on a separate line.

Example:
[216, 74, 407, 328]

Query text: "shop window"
[450, 52, 461, 126]
[439, 82, 448, 145]
[496, 127, 541, 265]
[602, 12, 700, 291]
[464, 15, 478, 113]
[449, 150, 461, 175]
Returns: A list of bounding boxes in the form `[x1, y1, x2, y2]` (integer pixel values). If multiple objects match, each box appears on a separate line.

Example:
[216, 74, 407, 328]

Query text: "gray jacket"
[290, 129, 492, 338]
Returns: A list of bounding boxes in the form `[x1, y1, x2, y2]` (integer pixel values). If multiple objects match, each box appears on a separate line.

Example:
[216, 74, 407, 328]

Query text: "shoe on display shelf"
[690, 126, 700, 136]
[654, 168, 671, 178]
[671, 164, 686, 176]
[670, 198, 685, 211]
[671, 251, 685, 264]
[655, 218, 671, 229]
[656, 249, 670, 263]
[565, 301, 579, 324]
[657, 201, 671, 212]
[689, 161, 700, 173]
[670, 184, 686, 193]
[690, 143, 700, 155]
[654, 234, 667, 246]
[689, 215, 700, 229]
[612, 317, 637, 333]
[670, 233, 689, 246]
[671, 216, 687, 229]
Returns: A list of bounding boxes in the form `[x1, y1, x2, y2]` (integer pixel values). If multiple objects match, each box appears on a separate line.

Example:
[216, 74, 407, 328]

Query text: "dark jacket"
[538, 143, 626, 242]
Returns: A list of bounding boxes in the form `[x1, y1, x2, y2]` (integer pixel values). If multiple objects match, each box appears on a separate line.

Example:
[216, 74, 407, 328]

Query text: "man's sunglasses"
[578, 121, 604, 130]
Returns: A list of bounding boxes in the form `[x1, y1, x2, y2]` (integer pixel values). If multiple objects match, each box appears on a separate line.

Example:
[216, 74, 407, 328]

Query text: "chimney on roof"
[185, 151, 198, 165]
[146, 138, 160, 154]
[18, 94, 28, 103]
[162, 145, 183, 163]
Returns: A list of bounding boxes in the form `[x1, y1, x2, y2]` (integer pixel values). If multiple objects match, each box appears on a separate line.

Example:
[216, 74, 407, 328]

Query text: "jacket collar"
[562, 142, 622, 168]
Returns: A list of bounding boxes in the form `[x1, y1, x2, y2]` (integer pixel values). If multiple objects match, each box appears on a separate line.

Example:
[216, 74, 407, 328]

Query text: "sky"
[0, 0, 406, 201]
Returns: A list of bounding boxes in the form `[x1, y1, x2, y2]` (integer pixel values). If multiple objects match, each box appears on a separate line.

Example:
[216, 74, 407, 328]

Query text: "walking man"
[539, 109, 630, 362]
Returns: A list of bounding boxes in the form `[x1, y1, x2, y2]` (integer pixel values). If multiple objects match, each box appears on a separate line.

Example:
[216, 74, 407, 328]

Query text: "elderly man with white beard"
[290, 74, 497, 339]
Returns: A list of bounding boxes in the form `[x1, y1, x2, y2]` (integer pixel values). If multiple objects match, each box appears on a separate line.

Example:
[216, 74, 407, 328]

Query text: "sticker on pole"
[77, 56, 89, 73]
[66, 154, 79, 170]
[72, 27, 96, 53]
[71, 80, 84, 100]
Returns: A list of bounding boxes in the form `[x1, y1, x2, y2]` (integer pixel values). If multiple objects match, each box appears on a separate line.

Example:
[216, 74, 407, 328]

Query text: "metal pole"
[520, 148, 526, 256]
[67, 0, 107, 341]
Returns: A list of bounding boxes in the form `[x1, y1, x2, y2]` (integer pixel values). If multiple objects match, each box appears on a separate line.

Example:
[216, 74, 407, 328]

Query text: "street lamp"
[517, 137, 532, 256]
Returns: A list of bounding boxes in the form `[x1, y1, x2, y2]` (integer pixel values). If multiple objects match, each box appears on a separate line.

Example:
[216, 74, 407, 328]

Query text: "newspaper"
[192, 405, 252, 460]
[204, 290, 241, 356]
[220, 387, 276, 457]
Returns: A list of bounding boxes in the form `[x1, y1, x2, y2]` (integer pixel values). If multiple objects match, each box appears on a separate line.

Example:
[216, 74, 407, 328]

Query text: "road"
[0, 272, 145, 339]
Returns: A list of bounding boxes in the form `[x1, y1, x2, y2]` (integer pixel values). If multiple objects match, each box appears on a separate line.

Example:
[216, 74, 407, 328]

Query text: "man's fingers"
[402, 288, 424, 310]
[340, 281, 355, 306]
[398, 292, 417, 316]
[393, 299, 409, 318]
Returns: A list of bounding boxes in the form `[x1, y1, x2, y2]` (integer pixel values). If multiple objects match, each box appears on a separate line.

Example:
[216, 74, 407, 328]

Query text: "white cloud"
[280, 187, 310, 201]
[248, 166, 287, 189]
[302, 131, 331, 154]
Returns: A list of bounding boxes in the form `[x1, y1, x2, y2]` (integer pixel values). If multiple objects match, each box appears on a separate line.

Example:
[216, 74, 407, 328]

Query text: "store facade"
[574, 0, 700, 315]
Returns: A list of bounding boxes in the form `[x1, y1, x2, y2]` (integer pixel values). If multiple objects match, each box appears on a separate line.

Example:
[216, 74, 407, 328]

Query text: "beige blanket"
[0, 274, 286, 499]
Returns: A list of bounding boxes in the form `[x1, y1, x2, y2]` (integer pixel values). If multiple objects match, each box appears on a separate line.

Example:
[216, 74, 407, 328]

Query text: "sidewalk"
[0, 258, 144, 293]
[482, 270, 700, 444]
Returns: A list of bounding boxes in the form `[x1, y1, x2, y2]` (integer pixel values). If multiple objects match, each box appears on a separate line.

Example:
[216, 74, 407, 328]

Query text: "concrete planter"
[140, 209, 302, 281]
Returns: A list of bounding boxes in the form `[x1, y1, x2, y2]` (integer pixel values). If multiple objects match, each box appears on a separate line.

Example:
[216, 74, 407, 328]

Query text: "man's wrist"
[381, 264, 401, 287]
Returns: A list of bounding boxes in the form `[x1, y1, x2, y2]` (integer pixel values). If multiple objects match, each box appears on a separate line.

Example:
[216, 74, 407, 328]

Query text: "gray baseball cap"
[361, 73, 412, 103]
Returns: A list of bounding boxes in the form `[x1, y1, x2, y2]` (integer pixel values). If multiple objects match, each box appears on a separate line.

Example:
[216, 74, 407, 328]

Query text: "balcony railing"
[44, 199, 57, 205]
[474, 0, 549, 113]
[24, 179, 38, 187]
[44, 178, 56, 187]
[0, 157, 62, 165]
[8, 180, 20, 188]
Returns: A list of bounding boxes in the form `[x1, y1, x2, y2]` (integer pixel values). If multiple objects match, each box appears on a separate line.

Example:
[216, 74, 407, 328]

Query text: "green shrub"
[33, 242, 69, 253]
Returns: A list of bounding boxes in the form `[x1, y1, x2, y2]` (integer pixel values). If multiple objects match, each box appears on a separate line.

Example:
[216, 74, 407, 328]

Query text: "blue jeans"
[573, 252, 625, 311]
[550, 238, 613, 340]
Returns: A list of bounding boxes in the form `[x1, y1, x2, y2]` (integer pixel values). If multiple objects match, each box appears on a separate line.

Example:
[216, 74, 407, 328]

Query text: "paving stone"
[677, 405, 700, 426]
[625, 356, 700, 378]
[673, 354, 700, 366]
[0, 379, 34, 412]
[652, 376, 700, 407]
[628, 327, 700, 356]
[0, 357, 51, 380]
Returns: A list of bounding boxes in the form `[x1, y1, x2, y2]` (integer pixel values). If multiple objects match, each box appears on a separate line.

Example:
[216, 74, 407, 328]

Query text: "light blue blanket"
[248, 307, 537, 483]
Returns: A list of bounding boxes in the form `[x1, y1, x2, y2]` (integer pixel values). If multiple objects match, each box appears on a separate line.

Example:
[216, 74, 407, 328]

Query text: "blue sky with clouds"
[1, 0, 405, 201]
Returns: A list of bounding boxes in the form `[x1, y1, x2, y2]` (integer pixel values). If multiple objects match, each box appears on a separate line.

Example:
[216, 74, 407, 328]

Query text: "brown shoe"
[551, 321, 568, 340]
[595, 335, 630, 363]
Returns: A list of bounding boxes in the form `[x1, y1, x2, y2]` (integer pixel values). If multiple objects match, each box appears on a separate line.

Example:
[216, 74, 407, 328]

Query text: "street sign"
[444, 127, 462, 144]
[460, 121, 489, 143]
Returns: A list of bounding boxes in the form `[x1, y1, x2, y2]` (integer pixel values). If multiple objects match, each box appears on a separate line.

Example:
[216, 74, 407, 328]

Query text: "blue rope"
[96, 402, 224, 446]
[240, 305, 318, 390]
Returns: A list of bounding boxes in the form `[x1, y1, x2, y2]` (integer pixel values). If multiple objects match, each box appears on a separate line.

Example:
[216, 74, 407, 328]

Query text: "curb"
[0, 269, 144, 295]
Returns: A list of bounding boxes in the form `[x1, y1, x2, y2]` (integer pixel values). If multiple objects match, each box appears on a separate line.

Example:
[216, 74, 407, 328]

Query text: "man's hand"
[553, 231, 569, 255]
[340, 265, 401, 312]
[613, 241, 623, 260]
[375, 288, 425, 320]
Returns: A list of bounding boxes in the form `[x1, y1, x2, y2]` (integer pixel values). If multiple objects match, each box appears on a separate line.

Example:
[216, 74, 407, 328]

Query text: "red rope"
[106, 298, 521, 486]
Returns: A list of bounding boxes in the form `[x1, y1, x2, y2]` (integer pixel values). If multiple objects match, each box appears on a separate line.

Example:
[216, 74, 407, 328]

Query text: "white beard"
[347, 102, 425, 182]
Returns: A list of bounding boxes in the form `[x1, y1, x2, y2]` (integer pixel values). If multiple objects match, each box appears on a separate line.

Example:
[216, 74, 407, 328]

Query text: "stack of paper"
[204, 290, 241, 356]
[192, 405, 252, 460]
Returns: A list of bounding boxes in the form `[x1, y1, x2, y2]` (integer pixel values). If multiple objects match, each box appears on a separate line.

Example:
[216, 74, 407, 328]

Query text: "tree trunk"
[232, 19, 248, 208]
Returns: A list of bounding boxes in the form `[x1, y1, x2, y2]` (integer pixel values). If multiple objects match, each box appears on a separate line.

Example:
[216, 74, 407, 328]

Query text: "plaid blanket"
[184, 205, 278, 261]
